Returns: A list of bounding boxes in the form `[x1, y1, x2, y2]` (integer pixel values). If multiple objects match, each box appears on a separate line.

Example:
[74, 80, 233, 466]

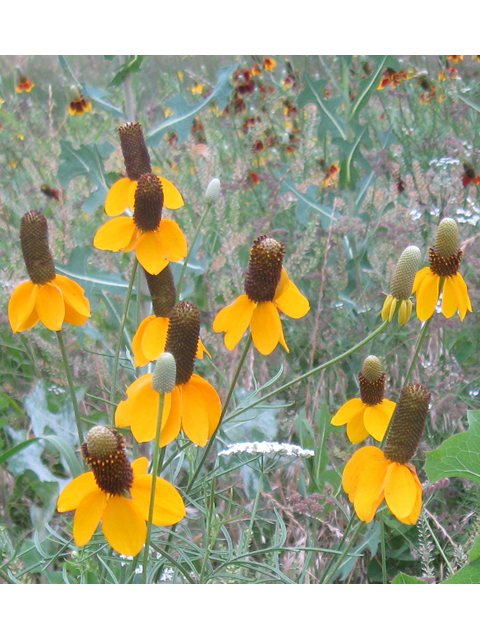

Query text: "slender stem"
[244, 467, 263, 552]
[56, 330, 84, 452]
[322, 521, 364, 584]
[176, 203, 212, 298]
[142, 392, 165, 584]
[187, 334, 253, 491]
[380, 512, 387, 584]
[321, 510, 356, 580]
[403, 316, 432, 386]
[109, 259, 138, 425]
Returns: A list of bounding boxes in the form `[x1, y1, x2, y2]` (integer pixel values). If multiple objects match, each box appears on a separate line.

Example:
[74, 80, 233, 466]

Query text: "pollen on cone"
[383, 383, 430, 463]
[118, 121, 152, 180]
[82, 426, 133, 495]
[20, 210, 56, 284]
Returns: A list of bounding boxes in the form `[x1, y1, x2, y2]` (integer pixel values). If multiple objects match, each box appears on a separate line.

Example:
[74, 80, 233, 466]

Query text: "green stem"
[403, 316, 432, 387]
[56, 330, 84, 452]
[380, 512, 387, 584]
[142, 392, 165, 584]
[176, 203, 212, 298]
[322, 520, 364, 584]
[423, 510, 455, 577]
[109, 259, 138, 425]
[244, 468, 263, 552]
[187, 333, 253, 491]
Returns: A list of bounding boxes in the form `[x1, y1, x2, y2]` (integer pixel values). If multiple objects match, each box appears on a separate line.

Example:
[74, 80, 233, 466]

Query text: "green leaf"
[83, 84, 125, 119]
[147, 65, 236, 145]
[469, 533, 480, 562]
[391, 573, 427, 584]
[108, 55, 147, 88]
[424, 411, 480, 484]
[350, 55, 391, 119]
[280, 180, 336, 230]
[57, 140, 113, 189]
[299, 74, 347, 141]
[441, 557, 480, 584]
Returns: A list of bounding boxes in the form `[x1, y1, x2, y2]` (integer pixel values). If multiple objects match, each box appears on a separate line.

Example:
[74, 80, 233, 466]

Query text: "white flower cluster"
[218, 441, 315, 459]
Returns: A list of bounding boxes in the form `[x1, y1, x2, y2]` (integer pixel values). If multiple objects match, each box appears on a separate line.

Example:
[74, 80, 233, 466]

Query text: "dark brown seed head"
[428, 246, 462, 277]
[133, 173, 163, 232]
[383, 383, 430, 464]
[358, 356, 385, 406]
[82, 426, 133, 496]
[20, 210, 56, 284]
[144, 266, 176, 317]
[164, 301, 200, 385]
[244, 235, 285, 302]
[118, 121, 152, 180]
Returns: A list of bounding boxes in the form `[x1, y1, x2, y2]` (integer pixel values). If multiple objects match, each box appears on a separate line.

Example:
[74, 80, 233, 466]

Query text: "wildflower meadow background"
[1, 54, 480, 584]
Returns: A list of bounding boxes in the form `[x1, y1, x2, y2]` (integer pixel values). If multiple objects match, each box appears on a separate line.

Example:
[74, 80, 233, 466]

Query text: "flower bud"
[118, 121, 152, 180]
[205, 178, 221, 205]
[244, 235, 285, 302]
[434, 218, 459, 258]
[20, 210, 56, 284]
[390, 246, 421, 301]
[152, 352, 177, 394]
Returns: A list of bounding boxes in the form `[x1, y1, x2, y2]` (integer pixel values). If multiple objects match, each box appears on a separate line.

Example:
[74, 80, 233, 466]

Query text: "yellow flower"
[331, 356, 396, 443]
[413, 218, 472, 321]
[213, 236, 310, 355]
[103, 174, 184, 218]
[93, 172, 187, 275]
[57, 427, 185, 556]
[8, 210, 90, 332]
[342, 446, 422, 524]
[342, 382, 430, 525]
[15, 75, 34, 93]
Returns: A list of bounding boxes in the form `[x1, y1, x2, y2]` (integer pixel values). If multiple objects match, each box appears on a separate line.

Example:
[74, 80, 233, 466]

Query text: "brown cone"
[244, 235, 285, 302]
[144, 266, 176, 317]
[133, 173, 163, 231]
[20, 210, 56, 284]
[82, 427, 133, 496]
[165, 301, 200, 385]
[118, 121, 152, 180]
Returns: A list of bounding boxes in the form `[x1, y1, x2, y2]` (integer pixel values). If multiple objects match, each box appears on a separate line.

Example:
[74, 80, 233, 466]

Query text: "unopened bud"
[205, 178, 221, 205]
[390, 246, 421, 301]
[434, 218, 459, 258]
[152, 352, 177, 394]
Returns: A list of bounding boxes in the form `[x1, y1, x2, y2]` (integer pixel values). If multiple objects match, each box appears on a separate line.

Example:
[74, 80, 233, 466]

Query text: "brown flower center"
[244, 235, 285, 302]
[20, 210, 56, 285]
[82, 427, 133, 496]
[118, 121, 152, 180]
[164, 301, 200, 385]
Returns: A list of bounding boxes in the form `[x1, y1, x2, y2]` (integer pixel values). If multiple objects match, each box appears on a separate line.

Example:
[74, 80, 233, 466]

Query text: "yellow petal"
[132, 457, 149, 477]
[158, 176, 184, 210]
[412, 266, 431, 293]
[101, 495, 146, 556]
[449, 273, 472, 321]
[275, 267, 290, 298]
[397, 298, 412, 325]
[213, 295, 256, 351]
[189, 374, 222, 437]
[158, 219, 188, 261]
[196, 338, 210, 359]
[381, 295, 394, 321]
[441, 276, 459, 319]
[93, 216, 136, 251]
[395, 466, 422, 524]
[363, 399, 396, 441]
[274, 274, 310, 319]
[130, 475, 186, 525]
[342, 446, 385, 501]
[160, 387, 182, 447]
[384, 462, 418, 520]
[179, 381, 210, 446]
[416, 271, 439, 321]
[330, 397, 364, 426]
[72, 489, 108, 546]
[57, 471, 97, 512]
[346, 409, 369, 444]
[8, 281, 39, 332]
[135, 231, 169, 275]
[353, 458, 390, 523]
[36, 281, 65, 331]
[105, 177, 134, 217]
[131, 315, 154, 367]
[142, 316, 169, 362]
[277, 317, 289, 353]
[250, 301, 281, 355]
[54, 274, 90, 325]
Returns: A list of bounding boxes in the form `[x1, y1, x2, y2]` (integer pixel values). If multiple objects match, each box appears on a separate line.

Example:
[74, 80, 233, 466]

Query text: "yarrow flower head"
[413, 218, 472, 321]
[330, 356, 396, 443]
[381, 246, 421, 325]
[218, 441, 315, 458]
[213, 235, 310, 355]
[342, 382, 430, 525]
[116, 301, 221, 447]
[131, 266, 209, 367]
[68, 86, 91, 115]
[8, 210, 90, 332]
[56, 426, 185, 556]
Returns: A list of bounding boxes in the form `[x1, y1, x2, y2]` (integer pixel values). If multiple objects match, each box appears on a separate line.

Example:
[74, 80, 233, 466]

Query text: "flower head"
[116, 302, 221, 447]
[331, 356, 396, 443]
[8, 210, 90, 332]
[57, 426, 185, 556]
[213, 235, 310, 355]
[413, 218, 472, 321]
[342, 382, 430, 524]
[93, 172, 187, 275]
[68, 86, 91, 115]
[381, 245, 421, 325]
[15, 74, 34, 93]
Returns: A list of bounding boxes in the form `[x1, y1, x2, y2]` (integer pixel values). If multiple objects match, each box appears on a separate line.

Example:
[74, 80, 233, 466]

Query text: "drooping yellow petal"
[363, 399, 396, 441]
[441, 275, 459, 319]
[158, 176, 184, 210]
[129, 382, 171, 443]
[275, 267, 290, 298]
[135, 231, 169, 275]
[342, 446, 385, 500]
[196, 338, 210, 359]
[398, 298, 412, 325]
[179, 381, 210, 446]
[274, 275, 310, 319]
[57, 471, 97, 512]
[131, 315, 154, 367]
[54, 274, 90, 325]
[450, 273, 472, 320]
[381, 295, 394, 321]
[415, 271, 440, 321]
[72, 489, 108, 547]
[130, 475, 186, 525]
[384, 462, 418, 520]
[250, 301, 281, 355]
[330, 397, 365, 426]
[93, 216, 136, 251]
[141, 316, 169, 362]
[213, 295, 256, 351]
[412, 266, 431, 293]
[353, 458, 390, 523]
[101, 495, 146, 556]
[276, 317, 289, 353]
[159, 387, 182, 447]
[395, 466, 422, 524]
[132, 457, 148, 477]
[105, 177, 135, 217]
[8, 280, 39, 332]
[157, 219, 188, 262]
[36, 281, 65, 331]
[188, 374, 221, 437]
[346, 409, 369, 444]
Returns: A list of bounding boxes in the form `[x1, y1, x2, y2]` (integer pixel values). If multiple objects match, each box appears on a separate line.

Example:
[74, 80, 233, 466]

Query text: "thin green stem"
[380, 512, 387, 584]
[142, 392, 165, 584]
[176, 203, 212, 297]
[403, 316, 432, 387]
[244, 469, 263, 553]
[321, 510, 356, 580]
[423, 510, 455, 576]
[109, 259, 138, 425]
[187, 333, 253, 491]
[56, 330, 84, 452]
[322, 520, 364, 584]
